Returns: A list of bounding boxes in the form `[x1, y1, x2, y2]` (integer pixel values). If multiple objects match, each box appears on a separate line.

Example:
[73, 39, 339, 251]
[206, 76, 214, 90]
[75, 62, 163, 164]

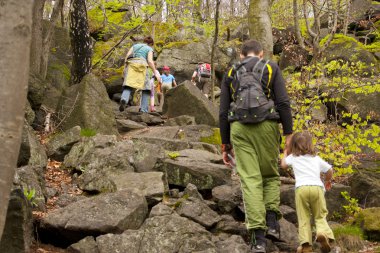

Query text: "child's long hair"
[289, 131, 316, 156]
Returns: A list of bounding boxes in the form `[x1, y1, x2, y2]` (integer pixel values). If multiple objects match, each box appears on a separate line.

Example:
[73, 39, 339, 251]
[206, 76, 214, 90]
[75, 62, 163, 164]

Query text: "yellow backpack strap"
[266, 63, 273, 98]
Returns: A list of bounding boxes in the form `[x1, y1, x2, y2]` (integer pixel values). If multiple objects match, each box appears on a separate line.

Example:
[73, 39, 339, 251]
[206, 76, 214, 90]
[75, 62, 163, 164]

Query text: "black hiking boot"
[266, 210, 280, 241]
[119, 99, 126, 112]
[250, 229, 267, 253]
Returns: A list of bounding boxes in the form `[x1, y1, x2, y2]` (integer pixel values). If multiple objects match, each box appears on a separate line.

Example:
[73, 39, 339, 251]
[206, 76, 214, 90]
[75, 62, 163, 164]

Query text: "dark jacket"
[219, 56, 293, 144]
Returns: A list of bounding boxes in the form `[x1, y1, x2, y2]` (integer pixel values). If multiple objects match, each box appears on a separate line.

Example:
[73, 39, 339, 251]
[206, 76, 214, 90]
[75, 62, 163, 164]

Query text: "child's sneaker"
[316, 233, 331, 253]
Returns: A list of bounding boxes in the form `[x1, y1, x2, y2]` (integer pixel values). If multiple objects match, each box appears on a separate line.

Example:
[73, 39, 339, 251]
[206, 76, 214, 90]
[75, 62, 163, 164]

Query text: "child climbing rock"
[281, 131, 335, 253]
[159, 66, 177, 109]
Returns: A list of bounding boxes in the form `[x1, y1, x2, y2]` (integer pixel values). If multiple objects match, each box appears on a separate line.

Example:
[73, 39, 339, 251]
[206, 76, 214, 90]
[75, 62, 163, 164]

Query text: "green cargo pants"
[295, 186, 335, 245]
[231, 120, 281, 230]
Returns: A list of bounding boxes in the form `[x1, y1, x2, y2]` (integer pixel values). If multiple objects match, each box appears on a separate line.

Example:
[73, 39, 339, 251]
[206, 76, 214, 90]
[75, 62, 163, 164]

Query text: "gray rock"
[310, 104, 328, 122]
[280, 205, 297, 224]
[67, 236, 99, 253]
[13, 166, 46, 211]
[28, 74, 48, 109]
[133, 136, 219, 153]
[96, 230, 144, 253]
[46, 126, 82, 161]
[276, 218, 299, 251]
[164, 115, 196, 126]
[25, 100, 35, 125]
[176, 197, 221, 228]
[116, 119, 147, 133]
[56, 193, 86, 208]
[279, 45, 310, 71]
[124, 112, 164, 126]
[40, 190, 148, 246]
[161, 157, 231, 190]
[340, 91, 380, 123]
[215, 235, 250, 253]
[0, 189, 33, 253]
[139, 214, 216, 253]
[350, 168, 380, 208]
[96, 214, 216, 253]
[178, 149, 222, 163]
[149, 203, 174, 217]
[325, 183, 351, 219]
[17, 123, 48, 167]
[58, 73, 118, 135]
[132, 140, 166, 173]
[215, 215, 247, 237]
[110, 172, 165, 204]
[280, 184, 296, 209]
[163, 81, 219, 126]
[321, 36, 378, 77]
[184, 183, 204, 200]
[212, 184, 242, 213]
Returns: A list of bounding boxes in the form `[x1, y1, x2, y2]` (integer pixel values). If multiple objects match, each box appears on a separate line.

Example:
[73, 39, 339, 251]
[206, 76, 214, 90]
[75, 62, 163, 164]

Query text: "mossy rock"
[332, 224, 365, 252]
[321, 34, 379, 76]
[200, 128, 222, 146]
[355, 207, 380, 241]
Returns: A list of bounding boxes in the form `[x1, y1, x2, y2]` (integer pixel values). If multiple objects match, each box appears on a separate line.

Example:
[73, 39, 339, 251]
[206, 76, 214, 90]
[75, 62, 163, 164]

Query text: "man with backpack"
[219, 40, 293, 252]
[191, 62, 212, 98]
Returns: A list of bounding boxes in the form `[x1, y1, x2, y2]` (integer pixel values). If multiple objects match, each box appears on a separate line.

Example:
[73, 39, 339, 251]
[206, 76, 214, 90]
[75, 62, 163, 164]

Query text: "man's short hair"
[241, 40, 263, 56]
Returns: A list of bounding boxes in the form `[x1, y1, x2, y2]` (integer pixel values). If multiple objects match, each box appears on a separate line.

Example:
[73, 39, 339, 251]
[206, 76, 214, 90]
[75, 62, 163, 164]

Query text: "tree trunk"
[70, 0, 93, 84]
[40, 0, 64, 79]
[293, 0, 305, 48]
[230, 0, 234, 17]
[0, 0, 33, 239]
[30, 0, 46, 75]
[248, 0, 274, 59]
[211, 0, 221, 103]
[343, 0, 351, 35]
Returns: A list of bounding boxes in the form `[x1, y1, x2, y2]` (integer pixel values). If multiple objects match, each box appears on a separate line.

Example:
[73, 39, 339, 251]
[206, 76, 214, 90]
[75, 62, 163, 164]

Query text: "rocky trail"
[2, 79, 378, 253]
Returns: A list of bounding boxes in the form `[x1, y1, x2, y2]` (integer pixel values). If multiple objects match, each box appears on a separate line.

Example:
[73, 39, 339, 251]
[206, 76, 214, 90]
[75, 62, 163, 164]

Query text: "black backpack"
[228, 58, 280, 123]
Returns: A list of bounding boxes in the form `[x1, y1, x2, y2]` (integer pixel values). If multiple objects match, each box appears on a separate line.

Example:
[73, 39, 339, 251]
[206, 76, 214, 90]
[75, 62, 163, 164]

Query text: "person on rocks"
[159, 66, 177, 109]
[219, 39, 293, 252]
[191, 62, 212, 98]
[119, 36, 161, 112]
[281, 131, 335, 253]
[149, 68, 161, 112]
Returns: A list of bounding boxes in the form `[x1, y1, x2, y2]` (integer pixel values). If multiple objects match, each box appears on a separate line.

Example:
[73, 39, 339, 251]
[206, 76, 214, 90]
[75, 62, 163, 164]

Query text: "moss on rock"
[200, 128, 222, 146]
[355, 207, 380, 241]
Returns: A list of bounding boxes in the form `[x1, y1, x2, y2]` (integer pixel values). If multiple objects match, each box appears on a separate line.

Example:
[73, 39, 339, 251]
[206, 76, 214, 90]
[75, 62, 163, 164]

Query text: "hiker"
[219, 40, 293, 252]
[159, 66, 177, 109]
[119, 36, 160, 112]
[191, 62, 212, 98]
[149, 69, 161, 112]
[281, 131, 335, 253]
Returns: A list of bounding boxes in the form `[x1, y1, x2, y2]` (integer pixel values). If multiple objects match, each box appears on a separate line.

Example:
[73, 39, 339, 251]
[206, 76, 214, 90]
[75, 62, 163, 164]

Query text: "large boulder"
[46, 126, 82, 161]
[349, 168, 380, 208]
[96, 214, 216, 253]
[0, 189, 33, 253]
[59, 73, 118, 135]
[176, 197, 221, 228]
[17, 123, 48, 168]
[212, 184, 242, 213]
[159, 149, 231, 190]
[215, 235, 251, 253]
[325, 184, 351, 220]
[279, 45, 310, 71]
[321, 35, 378, 76]
[355, 207, 380, 241]
[67, 236, 99, 253]
[40, 190, 148, 247]
[28, 74, 48, 109]
[339, 91, 380, 124]
[110, 172, 165, 205]
[163, 81, 219, 126]
[164, 115, 196, 126]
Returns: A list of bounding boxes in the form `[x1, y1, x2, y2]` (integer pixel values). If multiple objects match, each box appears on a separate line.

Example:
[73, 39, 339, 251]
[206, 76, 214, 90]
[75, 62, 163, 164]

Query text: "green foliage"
[167, 152, 180, 159]
[333, 224, 364, 239]
[341, 191, 361, 218]
[287, 59, 380, 176]
[80, 128, 97, 137]
[49, 63, 71, 81]
[23, 188, 38, 207]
